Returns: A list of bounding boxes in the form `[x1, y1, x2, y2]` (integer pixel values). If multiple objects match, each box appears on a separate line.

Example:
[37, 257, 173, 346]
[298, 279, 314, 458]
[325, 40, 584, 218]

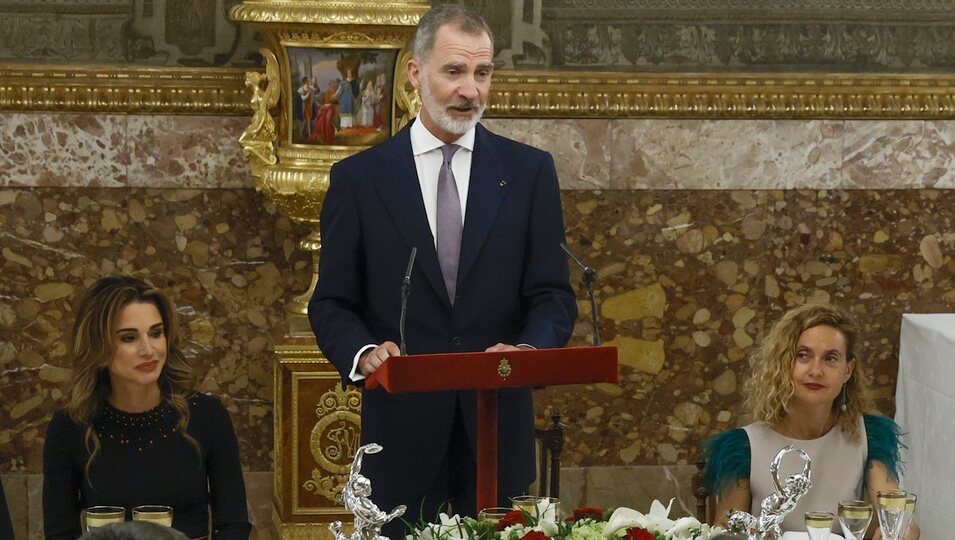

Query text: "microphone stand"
[399, 247, 417, 356]
[560, 243, 601, 346]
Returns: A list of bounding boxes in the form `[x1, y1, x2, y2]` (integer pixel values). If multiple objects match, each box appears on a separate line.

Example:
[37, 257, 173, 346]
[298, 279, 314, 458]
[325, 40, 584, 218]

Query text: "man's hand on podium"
[359, 341, 400, 377]
[485, 343, 534, 352]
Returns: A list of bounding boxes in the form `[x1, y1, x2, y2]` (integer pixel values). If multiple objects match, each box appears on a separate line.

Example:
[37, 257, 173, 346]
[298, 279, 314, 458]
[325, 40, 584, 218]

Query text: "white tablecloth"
[895, 313, 955, 540]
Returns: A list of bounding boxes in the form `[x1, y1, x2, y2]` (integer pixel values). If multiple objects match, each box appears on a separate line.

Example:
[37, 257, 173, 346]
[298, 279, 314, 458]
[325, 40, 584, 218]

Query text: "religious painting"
[287, 47, 399, 147]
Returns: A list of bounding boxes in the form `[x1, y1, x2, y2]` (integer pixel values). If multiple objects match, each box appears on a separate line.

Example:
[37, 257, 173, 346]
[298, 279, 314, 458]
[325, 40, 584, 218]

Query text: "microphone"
[399, 247, 417, 355]
[560, 242, 602, 346]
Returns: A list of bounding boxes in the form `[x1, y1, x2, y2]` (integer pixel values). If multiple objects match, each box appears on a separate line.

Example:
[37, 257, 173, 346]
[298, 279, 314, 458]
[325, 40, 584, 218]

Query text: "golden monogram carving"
[303, 386, 362, 502]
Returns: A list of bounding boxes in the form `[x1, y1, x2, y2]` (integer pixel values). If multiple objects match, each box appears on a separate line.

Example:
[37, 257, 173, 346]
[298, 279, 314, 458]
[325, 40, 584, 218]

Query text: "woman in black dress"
[43, 276, 251, 539]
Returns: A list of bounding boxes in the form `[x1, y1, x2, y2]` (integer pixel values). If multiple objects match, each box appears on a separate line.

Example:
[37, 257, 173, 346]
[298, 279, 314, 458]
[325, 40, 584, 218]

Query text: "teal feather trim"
[701, 428, 751, 497]
[864, 414, 905, 482]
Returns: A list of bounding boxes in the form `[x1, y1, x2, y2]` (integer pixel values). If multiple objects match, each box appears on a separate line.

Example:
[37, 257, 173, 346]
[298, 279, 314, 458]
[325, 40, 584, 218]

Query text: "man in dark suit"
[308, 5, 576, 535]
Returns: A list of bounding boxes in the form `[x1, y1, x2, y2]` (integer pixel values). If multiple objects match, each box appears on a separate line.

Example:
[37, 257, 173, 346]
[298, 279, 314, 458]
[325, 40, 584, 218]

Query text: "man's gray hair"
[412, 4, 494, 62]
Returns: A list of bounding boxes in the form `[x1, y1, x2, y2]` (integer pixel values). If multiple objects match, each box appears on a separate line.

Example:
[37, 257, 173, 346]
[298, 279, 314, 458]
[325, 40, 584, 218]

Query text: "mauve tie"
[436, 144, 462, 304]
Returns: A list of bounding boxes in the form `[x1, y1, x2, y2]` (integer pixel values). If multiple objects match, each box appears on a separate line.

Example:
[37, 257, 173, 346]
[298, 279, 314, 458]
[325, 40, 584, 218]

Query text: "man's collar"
[410, 117, 476, 156]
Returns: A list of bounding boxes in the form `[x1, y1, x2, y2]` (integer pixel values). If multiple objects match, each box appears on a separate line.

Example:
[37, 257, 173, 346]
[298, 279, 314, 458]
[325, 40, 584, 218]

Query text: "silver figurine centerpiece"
[727, 445, 813, 540]
[330, 443, 407, 540]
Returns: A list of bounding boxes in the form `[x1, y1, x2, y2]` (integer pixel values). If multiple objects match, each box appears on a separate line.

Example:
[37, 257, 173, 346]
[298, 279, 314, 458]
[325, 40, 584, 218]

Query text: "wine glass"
[837, 500, 872, 540]
[133, 505, 174, 527]
[83, 506, 125, 531]
[876, 490, 907, 540]
[477, 507, 513, 525]
[805, 511, 834, 540]
[511, 495, 543, 517]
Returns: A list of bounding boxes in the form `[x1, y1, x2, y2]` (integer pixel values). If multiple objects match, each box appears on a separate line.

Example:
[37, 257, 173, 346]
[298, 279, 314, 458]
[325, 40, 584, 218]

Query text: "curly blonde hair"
[65, 275, 198, 477]
[744, 303, 873, 440]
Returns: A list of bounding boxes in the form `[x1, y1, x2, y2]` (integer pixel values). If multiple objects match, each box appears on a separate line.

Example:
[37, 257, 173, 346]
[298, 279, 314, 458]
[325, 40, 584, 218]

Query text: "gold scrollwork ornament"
[238, 48, 280, 179]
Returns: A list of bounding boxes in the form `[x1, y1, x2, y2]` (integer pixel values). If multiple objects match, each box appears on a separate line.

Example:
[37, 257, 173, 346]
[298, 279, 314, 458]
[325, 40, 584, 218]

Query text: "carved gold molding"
[229, 1, 430, 26]
[3, 65, 955, 118]
[488, 71, 955, 119]
[0, 65, 250, 115]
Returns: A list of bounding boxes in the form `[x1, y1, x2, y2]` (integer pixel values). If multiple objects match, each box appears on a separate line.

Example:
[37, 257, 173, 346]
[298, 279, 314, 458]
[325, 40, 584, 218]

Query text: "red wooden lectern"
[366, 345, 618, 512]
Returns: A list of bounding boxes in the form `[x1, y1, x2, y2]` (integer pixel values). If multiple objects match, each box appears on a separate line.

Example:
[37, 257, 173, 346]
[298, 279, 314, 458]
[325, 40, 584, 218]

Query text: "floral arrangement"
[407, 498, 724, 540]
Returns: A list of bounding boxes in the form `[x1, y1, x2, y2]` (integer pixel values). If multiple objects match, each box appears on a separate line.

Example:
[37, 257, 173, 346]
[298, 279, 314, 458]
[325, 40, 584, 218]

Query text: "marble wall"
[1, 113, 953, 537]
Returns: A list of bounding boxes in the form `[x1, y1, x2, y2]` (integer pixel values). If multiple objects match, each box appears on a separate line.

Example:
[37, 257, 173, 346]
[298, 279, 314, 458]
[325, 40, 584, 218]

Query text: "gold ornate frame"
[3, 64, 955, 119]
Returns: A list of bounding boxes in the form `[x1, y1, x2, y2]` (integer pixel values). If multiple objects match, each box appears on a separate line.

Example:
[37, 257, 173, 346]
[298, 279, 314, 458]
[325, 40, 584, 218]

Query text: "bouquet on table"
[407, 498, 724, 540]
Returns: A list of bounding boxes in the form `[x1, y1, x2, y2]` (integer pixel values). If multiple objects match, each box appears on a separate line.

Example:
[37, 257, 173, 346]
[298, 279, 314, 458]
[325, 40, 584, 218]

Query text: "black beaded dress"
[42, 393, 250, 539]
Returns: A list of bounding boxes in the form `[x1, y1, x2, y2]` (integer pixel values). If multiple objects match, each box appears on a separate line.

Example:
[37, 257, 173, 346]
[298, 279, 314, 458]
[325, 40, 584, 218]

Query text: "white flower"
[666, 519, 725, 540]
[412, 513, 470, 540]
[603, 499, 676, 536]
[665, 516, 702, 539]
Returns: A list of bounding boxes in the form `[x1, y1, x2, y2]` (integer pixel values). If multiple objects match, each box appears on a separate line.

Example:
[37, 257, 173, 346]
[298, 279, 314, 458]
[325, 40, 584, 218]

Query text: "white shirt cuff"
[349, 344, 377, 382]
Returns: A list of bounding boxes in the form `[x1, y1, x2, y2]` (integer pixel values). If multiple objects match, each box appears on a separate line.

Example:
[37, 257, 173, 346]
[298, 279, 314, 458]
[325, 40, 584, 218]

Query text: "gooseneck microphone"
[560, 242, 602, 346]
[399, 247, 417, 356]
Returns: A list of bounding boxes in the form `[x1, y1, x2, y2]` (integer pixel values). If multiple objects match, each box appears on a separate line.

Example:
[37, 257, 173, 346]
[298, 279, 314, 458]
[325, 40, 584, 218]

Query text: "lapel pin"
[499, 179, 507, 187]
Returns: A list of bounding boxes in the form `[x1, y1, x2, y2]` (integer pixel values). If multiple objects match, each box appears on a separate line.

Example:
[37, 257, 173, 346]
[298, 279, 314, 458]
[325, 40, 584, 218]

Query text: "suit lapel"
[374, 125, 449, 307]
[458, 124, 509, 289]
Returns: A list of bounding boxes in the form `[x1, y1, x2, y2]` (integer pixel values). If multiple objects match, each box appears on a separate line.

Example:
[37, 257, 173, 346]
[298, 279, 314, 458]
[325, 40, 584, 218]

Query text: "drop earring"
[839, 383, 848, 412]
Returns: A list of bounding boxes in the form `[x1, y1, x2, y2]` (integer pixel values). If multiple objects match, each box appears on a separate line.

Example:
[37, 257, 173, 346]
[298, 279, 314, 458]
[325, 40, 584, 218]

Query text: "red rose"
[520, 531, 548, 540]
[572, 507, 605, 522]
[497, 510, 526, 530]
[624, 527, 656, 540]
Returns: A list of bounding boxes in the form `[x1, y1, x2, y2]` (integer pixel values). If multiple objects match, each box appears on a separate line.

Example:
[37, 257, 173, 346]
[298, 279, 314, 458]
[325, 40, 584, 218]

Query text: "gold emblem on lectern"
[303, 386, 362, 502]
[497, 358, 512, 379]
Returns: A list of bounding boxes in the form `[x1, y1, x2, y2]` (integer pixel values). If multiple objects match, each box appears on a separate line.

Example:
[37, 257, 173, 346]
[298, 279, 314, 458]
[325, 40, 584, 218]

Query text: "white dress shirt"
[348, 120, 476, 381]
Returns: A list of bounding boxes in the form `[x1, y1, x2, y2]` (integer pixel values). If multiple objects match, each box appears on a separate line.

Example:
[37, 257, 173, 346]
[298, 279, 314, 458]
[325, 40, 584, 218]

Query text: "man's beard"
[420, 74, 485, 136]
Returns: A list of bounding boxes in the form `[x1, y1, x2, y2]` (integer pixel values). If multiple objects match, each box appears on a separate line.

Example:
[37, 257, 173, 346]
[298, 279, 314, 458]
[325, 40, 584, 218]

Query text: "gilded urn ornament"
[231, 0, 427, 326]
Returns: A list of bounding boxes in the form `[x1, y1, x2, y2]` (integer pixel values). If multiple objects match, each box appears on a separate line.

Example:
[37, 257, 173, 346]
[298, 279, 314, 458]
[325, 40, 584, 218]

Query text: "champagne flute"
[837, 500, 872, 540]
[876, 490, 907, 540]
[83, 506, 125, 531]
[898, 493, 917, 538]
[133, 505, 174, 527]
[805, 511, 834, 540]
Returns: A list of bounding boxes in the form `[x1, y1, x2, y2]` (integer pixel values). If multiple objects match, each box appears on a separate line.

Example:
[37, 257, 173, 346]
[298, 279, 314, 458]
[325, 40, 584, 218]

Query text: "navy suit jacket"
[308, 121, 576, 506]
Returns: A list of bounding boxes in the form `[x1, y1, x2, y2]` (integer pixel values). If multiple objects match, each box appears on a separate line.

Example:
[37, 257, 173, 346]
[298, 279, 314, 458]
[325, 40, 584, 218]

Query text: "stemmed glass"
[876, 490, 907, 540]
[511, 495, 543, 517]
[83, 506, 125, 531]
[477, 507, 513, 525]
[898, 493, 917, 538]
[133, 505, 174, 527]
[837, 500, 872, 540]
[805, 511, 834, 540]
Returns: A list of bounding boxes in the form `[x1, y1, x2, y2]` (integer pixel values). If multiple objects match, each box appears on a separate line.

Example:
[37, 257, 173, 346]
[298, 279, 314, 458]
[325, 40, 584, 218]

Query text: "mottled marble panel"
[245, 471, 274, 540]
[843, 120, 955, 189]
[2, 474, 28, 540]
[610, 120, 844, 190]
[0, 114, 127, 188]
[541, 190, 772, 468]
[126, 116, 254, 189]
[0, 187, 312, 473]
[537, 466, 698, 520]
[764, 190, 955, 412]
[2, 187, 953, 477]
[535, 189, 955, 468]
[482, 119, 612, 190]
